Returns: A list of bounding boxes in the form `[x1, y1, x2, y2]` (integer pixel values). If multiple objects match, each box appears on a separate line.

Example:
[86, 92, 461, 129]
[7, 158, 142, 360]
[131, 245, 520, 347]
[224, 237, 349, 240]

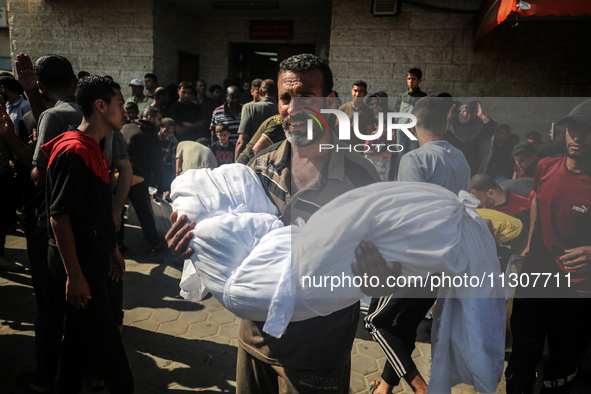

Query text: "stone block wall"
[7, 0, 154, 98]
[153, 0, 200, 89]
[329, 0, 591, 98]
[198, 16, 331, 88]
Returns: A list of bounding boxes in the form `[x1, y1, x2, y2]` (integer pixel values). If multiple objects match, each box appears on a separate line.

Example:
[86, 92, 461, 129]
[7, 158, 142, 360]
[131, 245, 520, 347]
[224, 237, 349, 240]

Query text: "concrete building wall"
[153, 0, 200, 89]
[0, 0, 9, 61]
[329, 0, 591, 98]
[7, 0, 154, 97]
[198, 16, 331, 88]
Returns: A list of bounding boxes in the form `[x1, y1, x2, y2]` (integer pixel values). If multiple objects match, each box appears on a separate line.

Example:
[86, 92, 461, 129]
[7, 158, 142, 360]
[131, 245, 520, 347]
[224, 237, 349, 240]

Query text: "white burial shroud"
[171, 164, 505, 394]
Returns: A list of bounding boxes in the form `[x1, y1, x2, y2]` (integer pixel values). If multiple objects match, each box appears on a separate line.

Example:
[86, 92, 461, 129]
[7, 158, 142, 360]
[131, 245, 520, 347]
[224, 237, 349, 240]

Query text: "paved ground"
[1, 219, 586, 393]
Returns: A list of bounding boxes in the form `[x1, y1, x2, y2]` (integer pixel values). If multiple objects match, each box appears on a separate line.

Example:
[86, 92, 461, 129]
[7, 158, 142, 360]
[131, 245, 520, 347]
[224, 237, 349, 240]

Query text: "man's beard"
[283, 114, 324, 147]
[567, 146, 591, 161]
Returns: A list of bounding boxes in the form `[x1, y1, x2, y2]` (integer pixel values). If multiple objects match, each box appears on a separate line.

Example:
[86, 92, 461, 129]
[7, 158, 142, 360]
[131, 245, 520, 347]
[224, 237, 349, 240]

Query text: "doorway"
[228, 43, 316, 85]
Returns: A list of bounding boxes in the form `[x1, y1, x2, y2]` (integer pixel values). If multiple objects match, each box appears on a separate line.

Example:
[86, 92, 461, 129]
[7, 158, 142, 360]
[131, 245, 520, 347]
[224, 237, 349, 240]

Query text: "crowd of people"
[0, 51, 589, 394]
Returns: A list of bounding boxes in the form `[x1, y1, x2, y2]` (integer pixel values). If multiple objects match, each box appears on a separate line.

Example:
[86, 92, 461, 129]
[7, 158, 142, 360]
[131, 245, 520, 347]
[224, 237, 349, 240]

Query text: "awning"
[474, 0, 591, 43]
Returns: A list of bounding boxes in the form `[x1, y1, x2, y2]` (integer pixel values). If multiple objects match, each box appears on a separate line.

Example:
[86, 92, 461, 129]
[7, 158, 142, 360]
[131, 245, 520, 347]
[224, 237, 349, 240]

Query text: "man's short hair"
[352, 80, 367, 90]
[154, 87, 167, 101]
[209, 84, 222, 94]
[34, 55, 76, 92]
[278, 54, 333, 96]
[525, 131, 541, 142]
[413, 97, 451, 136]
[260, 80, 277, 98]
[408, 68, 423, 79]
[125, 101, 138, 111]
[215, 123, 230, 134]
[162, 117, 175, 127]
[76, 76, 121, 119]
[469, 173, 499, 192]
[197, 138, 210, 147]
[498, 124, 511, 133]
[251, 79, 263, 89]
[141, 106, 162, 120]
[177, 81, 193, 91]
[0, 75, 24, 95]
[512, 141, 537, 158]
[144, 73, 158, 83]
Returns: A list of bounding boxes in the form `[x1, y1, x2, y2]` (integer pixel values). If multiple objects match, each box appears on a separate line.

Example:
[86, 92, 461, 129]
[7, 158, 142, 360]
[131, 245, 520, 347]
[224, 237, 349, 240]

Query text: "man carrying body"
[505, 99, 591, 393]
[365, 97, 470, 394]
[469, 173, 530, 221]
[235, 79, 278, 158]
[42, 75, 133, 394]
[167, 54, 380, 393]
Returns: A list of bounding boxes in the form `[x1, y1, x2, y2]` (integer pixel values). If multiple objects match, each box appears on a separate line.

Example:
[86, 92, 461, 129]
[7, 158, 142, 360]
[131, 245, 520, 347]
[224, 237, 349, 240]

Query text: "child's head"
[512, 141, 538, 170]
[125, 102, 139, 121]
[216, 124, 230, 145]
[407, 68, 423, 91]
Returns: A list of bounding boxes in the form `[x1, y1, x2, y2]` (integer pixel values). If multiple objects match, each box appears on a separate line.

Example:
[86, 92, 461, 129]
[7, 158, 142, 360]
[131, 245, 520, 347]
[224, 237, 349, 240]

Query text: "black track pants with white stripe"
[364, 295, 435, 386]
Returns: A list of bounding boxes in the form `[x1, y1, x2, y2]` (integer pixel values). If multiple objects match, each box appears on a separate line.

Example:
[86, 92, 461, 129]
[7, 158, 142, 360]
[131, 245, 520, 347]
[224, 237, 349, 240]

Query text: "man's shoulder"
[247, 140, 287, 168]
[537, 155, 565, 175]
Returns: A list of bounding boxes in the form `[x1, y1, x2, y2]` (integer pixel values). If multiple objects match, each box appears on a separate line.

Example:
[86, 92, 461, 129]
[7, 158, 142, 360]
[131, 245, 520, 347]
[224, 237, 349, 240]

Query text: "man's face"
[144, 77, 156, 91]
[196, 81, 206, 95]
[216, 130, 229, 145]
[496, 127, 509, 143]
[105, 90, 127, 131]
[407, 74, 421, 91]
[469, 189, 494, 208]
[278, 68, 326, 147]
[566, 123, 591, 161]
[351, 84, 367, 106]
[159, 125, 175, 142]
[148, 112, 163, 129]
[178, 87, 192, 104]
[526, 137, 541, 150]
[131, 84, 144, 97]
[226, 87, 240, 105]
[369, 97, 383, 117]
[212, 88, 222, 101]
[514, 155, 537, 170]
[126, 106, 138, 121]
[242, 82, 251, 91]
[458, 107, 472, 124]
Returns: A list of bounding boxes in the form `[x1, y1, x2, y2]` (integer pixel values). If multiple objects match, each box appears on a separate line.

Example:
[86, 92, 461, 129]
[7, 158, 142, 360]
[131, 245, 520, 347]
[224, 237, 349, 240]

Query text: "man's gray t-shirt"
[397, 140, 470, 194]
[32, 96, 82, 169]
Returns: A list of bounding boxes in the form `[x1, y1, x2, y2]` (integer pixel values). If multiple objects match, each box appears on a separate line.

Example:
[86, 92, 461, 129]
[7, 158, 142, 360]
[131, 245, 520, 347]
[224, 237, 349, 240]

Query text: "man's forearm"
[1, 130, 34, 167]
[112, 159, 132, 218]
[51, 214, 83, 278]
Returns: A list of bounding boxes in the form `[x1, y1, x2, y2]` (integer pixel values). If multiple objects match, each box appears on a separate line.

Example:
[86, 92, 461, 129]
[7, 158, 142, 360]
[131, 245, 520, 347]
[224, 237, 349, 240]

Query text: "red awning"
[474, 0, 591, 43]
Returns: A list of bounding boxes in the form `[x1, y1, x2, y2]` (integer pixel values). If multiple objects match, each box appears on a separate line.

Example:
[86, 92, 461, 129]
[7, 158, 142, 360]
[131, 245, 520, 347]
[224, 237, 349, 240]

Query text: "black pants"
[506, 297, 591, 394]
[29, 225, 65, 387]
[364, 295, 435, 386]
[0, 170, 14, 256]
[127, 180, 160, 248]
[48, 246, 133, 394]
